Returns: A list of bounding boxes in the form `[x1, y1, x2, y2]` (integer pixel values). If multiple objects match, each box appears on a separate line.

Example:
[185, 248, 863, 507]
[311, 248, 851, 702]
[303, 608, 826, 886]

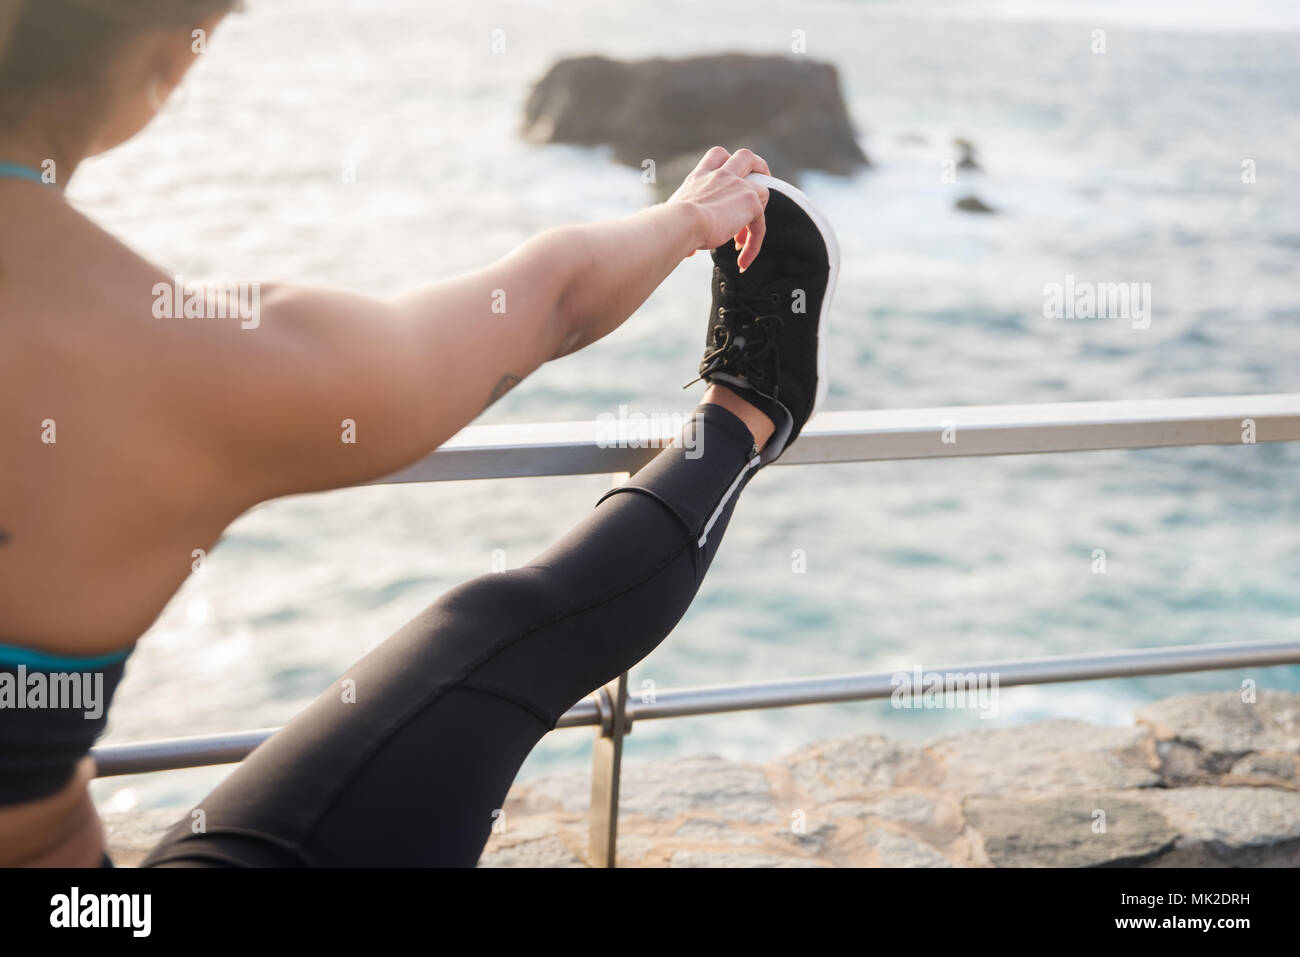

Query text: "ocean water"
[70, 0, 1300, 813]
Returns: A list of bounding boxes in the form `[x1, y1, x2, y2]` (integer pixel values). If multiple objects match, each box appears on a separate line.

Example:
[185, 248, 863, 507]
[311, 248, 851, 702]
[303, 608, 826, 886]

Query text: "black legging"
[140, 402, 761, 867]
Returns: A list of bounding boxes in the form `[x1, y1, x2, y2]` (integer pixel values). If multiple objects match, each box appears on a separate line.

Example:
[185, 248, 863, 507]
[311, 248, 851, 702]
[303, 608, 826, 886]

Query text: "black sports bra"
[0, 644, 131, 805]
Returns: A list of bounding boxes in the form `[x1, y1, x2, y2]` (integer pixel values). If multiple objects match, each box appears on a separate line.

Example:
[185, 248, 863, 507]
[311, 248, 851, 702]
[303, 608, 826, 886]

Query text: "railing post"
[587, 474, 635, 867]
[586, 671, 630, 868]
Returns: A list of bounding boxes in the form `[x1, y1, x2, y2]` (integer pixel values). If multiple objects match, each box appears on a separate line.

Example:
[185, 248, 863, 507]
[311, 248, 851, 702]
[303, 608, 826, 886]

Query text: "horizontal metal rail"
[92, 637, 1300, 777]
[376, 393, 1300, 483]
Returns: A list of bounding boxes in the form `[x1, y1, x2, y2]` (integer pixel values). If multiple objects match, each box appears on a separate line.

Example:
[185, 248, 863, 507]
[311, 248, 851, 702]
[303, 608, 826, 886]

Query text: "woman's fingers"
[723, 152, 770, 269]
[694, 146, 732, 175]
[720, 147, 771, 178]
[737, 191, 768, 273]
[671, 146, 773, 260]
[738, 209, 764, 273]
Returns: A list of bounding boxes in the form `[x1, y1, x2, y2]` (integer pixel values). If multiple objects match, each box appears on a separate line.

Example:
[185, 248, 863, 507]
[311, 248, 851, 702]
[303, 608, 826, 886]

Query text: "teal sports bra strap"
[0, 641, 133, 671]
[0, 161, 53, 186]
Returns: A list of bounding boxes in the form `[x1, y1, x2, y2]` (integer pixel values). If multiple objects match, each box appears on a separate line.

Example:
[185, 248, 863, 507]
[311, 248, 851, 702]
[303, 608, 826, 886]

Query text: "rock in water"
[955, 194, 996, 214]
[522, 54, 868, 183]
[954, 136, 980, 171]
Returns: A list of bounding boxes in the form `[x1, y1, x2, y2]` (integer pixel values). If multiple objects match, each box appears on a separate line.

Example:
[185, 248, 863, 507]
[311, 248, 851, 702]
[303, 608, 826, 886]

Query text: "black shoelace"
[685, 282, 784, 396]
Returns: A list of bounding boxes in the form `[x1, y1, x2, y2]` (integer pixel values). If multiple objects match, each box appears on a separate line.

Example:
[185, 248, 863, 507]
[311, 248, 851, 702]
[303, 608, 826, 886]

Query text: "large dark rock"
[522, 54, 868, 189]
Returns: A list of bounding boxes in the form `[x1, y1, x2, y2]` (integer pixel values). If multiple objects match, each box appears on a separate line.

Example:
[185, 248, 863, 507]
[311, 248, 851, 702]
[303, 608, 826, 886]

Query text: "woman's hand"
[668, 147, 771, 272]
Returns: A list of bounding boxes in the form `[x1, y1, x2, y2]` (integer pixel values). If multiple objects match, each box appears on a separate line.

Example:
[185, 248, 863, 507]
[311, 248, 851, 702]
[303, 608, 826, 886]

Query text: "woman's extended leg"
[142, 401, 763, 867]
[141, 173, 837, 867]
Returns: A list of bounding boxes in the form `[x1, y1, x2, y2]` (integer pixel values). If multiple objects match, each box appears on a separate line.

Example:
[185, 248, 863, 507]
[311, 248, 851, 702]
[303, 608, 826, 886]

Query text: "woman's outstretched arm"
[213, 147, 771, 501]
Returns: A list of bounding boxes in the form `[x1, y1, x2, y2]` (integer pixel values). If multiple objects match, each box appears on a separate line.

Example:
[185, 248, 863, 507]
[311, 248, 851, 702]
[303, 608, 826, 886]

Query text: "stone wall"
[102, 691, 1300, 867]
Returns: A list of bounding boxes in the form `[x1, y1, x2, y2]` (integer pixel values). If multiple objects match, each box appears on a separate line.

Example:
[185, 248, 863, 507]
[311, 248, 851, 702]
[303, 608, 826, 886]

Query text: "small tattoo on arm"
[0, 529, 10, 547]
[485, 374, 521, 410]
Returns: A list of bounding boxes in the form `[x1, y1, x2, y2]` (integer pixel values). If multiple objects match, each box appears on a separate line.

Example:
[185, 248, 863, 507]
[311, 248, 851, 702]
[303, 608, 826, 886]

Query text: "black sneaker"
[691, 173, 838, 464]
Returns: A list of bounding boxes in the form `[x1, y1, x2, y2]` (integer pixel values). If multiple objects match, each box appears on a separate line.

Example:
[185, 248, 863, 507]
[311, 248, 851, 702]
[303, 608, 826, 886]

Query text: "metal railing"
[92, 393, 1300, 866]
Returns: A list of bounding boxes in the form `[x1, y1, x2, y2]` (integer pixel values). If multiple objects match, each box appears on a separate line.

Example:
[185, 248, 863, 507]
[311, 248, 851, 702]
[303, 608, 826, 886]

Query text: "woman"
[0, 0, 838, 866]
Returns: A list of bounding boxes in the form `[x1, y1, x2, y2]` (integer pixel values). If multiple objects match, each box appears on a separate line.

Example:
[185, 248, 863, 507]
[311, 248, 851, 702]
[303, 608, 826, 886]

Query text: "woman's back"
[0, 181, 243, 652]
